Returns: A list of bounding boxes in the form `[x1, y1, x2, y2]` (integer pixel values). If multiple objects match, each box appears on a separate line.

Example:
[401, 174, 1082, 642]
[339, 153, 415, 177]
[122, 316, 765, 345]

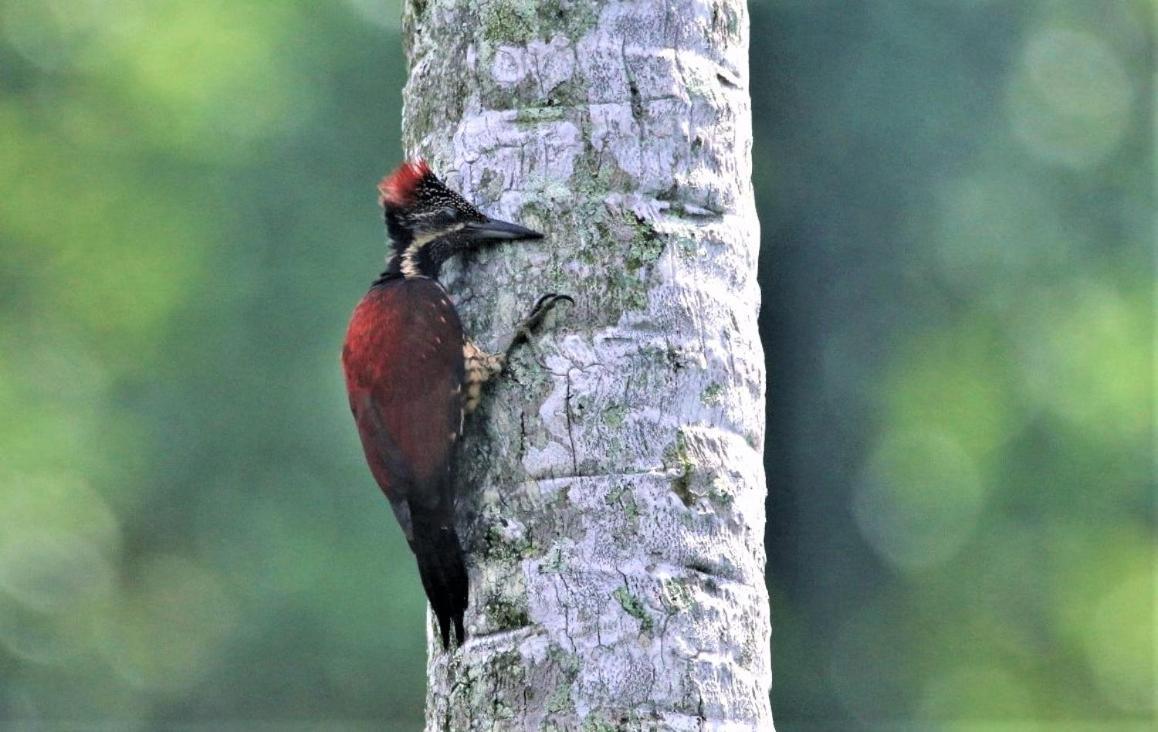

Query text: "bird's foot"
[508, 293, 574, 353]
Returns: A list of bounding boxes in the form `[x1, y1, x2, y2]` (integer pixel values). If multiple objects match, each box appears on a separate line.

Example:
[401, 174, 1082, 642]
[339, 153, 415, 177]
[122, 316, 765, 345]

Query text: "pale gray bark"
[401, 1, 770, 729]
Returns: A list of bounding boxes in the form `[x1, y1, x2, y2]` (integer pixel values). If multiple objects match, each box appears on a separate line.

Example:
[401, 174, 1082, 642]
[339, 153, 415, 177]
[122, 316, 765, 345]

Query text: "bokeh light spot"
[0, 531, 113, 614]
[1008, 27, 1134, 168]
[99, 555, 238, 692]
[0, 471, 121, 558]
[933, 172, 1085, 301]
[881, 324, 1018, 467]
[1025, 28, 1133, 119]
[1013, 280, 1148, 443]
[0, 472, 119, 665]
[853, 430, 986, 571]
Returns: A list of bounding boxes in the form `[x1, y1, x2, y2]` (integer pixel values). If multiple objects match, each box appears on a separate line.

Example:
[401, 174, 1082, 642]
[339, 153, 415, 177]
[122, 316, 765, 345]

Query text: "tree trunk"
[401, 0, 770, 729]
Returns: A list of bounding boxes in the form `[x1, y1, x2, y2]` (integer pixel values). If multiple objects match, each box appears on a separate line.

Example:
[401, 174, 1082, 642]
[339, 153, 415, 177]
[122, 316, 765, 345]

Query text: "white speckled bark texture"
[402, 1, 770, 729]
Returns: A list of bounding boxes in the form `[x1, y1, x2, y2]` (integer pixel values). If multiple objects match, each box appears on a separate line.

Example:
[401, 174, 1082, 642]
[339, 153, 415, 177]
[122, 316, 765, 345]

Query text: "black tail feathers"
[408, 506, 468, 650]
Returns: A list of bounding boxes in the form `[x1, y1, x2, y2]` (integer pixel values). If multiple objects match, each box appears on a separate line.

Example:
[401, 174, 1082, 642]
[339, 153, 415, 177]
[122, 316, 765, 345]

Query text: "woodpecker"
[342, 160, 569, 650]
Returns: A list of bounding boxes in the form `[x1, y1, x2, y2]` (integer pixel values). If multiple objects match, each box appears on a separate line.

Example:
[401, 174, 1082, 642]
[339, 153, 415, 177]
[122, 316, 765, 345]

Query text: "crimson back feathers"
[341, 160, 563, 650]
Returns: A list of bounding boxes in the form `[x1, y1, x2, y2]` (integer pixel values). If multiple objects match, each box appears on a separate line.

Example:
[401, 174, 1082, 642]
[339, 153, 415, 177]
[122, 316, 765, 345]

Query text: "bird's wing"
[343, 278, 465, 514]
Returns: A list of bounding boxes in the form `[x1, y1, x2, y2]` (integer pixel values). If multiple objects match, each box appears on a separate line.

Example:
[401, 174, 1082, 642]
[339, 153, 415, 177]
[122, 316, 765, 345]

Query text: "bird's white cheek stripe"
[400, 223, 466, 278]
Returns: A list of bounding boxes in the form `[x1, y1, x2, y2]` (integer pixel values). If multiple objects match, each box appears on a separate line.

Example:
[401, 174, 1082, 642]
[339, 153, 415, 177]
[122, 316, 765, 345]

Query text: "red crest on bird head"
[378, 159, 432, 207]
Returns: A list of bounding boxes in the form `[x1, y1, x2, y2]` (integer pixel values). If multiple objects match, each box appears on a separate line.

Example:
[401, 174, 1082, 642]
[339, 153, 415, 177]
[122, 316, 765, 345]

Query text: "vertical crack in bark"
[555, 571, 577, 653]
[518, 412, 527, 463]
[563, 369, 579, 477]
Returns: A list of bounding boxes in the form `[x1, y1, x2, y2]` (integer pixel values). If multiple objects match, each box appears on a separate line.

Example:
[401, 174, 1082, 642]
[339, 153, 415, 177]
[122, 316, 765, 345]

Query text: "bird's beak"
[463, 217, 544, 242]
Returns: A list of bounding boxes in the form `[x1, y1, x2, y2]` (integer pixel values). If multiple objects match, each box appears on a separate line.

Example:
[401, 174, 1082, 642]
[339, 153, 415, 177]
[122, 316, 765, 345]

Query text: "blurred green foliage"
[1, 0, 418, 726]
[756, 1, 1153, 727]
[0, 0, 1151, 729]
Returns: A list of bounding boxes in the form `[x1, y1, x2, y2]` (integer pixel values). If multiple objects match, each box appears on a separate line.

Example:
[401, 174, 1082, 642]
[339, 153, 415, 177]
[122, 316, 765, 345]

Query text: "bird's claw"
[510, 293, 574, 350]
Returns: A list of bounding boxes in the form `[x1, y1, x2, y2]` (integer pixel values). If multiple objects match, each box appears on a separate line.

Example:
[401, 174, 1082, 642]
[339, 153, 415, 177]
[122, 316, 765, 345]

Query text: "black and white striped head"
[378, 160, 542, 279]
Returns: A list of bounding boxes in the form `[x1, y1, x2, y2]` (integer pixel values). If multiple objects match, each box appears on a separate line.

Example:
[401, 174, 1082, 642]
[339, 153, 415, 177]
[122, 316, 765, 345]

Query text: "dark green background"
[0, 1, 1151, 728]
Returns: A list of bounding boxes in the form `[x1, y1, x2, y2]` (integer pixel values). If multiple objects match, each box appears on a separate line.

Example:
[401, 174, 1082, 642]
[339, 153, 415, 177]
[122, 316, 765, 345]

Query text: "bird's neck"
[379, 247, 441, 283]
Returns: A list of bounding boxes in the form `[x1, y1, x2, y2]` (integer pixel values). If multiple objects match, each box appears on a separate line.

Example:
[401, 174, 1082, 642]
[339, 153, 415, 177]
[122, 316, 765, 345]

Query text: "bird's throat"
[387, 224, 463, 280]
